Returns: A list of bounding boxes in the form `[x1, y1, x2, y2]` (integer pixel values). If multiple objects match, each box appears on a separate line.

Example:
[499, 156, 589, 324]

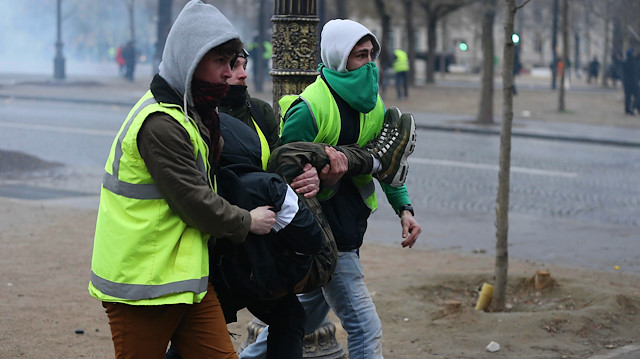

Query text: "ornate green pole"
[270, 0, 320, 118]
[239, 1, 345, 358]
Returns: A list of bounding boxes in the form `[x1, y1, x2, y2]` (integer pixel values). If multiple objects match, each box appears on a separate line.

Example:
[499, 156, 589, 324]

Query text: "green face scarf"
[321, 62, 379, 113]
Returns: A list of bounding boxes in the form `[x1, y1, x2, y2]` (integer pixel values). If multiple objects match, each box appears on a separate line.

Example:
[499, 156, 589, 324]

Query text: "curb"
[0, 93, 135, 108]
[417, 123, 640, 148]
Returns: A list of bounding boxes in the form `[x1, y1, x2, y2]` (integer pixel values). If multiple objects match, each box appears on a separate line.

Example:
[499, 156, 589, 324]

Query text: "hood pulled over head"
[320, 19, 380, 73]
[158, 0, 240, 107]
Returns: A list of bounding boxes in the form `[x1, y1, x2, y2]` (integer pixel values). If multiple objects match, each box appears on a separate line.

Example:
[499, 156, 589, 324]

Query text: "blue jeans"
[395, 71, 408, 99]
[239, 250, 384, 359]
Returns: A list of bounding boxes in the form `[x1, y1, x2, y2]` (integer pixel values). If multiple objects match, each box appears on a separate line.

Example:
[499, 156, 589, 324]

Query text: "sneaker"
[367, 107, 416, 187]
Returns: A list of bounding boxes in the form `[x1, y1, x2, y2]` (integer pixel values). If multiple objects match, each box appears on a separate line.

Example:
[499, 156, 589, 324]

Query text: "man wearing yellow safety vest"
[165, 43, 323, 359]
[240, 19, 422, 359]
[88, 1, 276, 358]
[394, 48, 410, 100]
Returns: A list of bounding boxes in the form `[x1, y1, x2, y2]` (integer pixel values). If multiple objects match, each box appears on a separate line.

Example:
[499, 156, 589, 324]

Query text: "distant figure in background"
[115, 45, 126, 77]
[122, 40, 137, 81]
[610, 51, 624, 88]
[393, 48, 409, 100]
[622, 48, 639, 115]
[513, 45, 521, 95]
[587, 56, 600, 84]
[378, 48, 393, 98]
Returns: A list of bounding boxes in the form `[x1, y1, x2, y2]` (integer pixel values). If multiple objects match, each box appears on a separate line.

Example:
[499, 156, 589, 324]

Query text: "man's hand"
[400, 211, 421, 248]
[290, 163, 320, 198]
[249, 205, 276, 235]
[319, 146, 348, 187]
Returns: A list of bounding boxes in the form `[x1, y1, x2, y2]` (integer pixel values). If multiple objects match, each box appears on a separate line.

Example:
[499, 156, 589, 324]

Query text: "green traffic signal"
[459, 42, 468, 51]
[512, 33, 520, 44]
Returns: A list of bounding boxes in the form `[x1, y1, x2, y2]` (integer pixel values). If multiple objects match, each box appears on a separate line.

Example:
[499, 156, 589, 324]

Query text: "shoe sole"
[389, 113, 416, 187]
[386, 106, 402, 127]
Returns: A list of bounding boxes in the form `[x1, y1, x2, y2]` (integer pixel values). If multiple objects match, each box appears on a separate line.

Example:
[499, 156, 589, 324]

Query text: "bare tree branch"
[515, 0, 532, 11]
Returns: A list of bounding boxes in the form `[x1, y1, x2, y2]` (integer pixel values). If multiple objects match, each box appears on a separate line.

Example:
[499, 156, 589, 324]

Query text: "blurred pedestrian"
[393, 48, 409, 100]
[513, 45, 521, 95]
[610, 51, 624, 88]
[587, 56, 600, 84]
[122, 40, 137, 81]
[378, 48, 393, 98]
[115, 45, 126, 77]
[622, 48, 639, 115]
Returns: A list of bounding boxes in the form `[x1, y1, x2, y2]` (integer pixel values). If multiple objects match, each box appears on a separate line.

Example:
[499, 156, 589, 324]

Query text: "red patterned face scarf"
[191, 80, 229, 162]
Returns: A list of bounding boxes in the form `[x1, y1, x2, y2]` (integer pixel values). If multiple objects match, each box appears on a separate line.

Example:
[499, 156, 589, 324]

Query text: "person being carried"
[88, 1, 275, 358]
[240, 18, 421, 359]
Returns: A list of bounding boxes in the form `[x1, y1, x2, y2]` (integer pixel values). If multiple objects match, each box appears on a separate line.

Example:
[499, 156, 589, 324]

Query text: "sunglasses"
[230, 49, 250, 70]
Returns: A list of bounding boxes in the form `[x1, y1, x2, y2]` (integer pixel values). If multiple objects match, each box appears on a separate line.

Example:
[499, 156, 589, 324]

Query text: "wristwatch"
[396, 204, 414, 218]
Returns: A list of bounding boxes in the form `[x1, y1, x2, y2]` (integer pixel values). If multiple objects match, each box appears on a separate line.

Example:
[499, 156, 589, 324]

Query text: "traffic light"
[512, 33, 520, 44]
[459, 42, 468, 51]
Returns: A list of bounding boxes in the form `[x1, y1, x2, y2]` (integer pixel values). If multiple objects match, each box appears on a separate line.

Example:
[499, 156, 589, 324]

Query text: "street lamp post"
[551, 0, 558, 89]
[54, 0, 66, 80]
[270, 0, 320, 118]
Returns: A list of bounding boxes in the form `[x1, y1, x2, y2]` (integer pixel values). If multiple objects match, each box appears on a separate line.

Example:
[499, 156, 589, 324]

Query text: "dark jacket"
[211, 114, 325, 322]
[622, 49, 639, 90]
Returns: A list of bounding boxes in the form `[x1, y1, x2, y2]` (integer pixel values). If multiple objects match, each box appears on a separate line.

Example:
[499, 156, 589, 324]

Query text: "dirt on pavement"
[1, 197, 639, 358]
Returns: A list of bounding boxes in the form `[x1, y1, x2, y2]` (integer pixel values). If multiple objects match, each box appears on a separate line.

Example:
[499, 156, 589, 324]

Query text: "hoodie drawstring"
[183, 93, 189, 123]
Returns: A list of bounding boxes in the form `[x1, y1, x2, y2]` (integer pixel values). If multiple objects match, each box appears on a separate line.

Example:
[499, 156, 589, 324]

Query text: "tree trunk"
[154, 0, 173, 73]
[125, 0, 135, 42]
[374, 0, 391, 90]
[558, 0, 568, 111]
[601, 1, 610, 87]
[493, 0, 517, 313]
[585, 6, 591, 60]
[403, 0, 416, 86]
[426, 14, 437, 84]
[255, 0, 267, 92]
[440, 16, 448, 80]
[336, 0, 347, 18]
[476, 0, 496, 125]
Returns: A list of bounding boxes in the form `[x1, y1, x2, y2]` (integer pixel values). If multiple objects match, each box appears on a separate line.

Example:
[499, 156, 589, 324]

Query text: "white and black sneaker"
[367, 107, 416, 187]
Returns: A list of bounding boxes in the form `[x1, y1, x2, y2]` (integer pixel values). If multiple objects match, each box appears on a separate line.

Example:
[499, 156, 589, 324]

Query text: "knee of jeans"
[342, 309, 381, 338]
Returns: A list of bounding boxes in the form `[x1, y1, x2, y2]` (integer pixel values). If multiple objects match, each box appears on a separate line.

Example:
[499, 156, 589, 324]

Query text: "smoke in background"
[0, 0, 264, 76]
[0, 0, 156, 74]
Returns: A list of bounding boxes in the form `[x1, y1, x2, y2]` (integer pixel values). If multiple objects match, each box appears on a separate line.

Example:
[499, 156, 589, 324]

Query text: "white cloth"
[272, 185, 299, 232]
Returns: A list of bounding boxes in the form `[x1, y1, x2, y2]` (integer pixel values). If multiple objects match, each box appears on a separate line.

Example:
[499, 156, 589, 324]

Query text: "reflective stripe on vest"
[252, 118, 270, 170]
[90, 272, 208, 301]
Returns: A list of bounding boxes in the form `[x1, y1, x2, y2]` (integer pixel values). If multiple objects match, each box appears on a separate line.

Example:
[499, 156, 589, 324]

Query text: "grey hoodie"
[158, 0, 240, 107]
